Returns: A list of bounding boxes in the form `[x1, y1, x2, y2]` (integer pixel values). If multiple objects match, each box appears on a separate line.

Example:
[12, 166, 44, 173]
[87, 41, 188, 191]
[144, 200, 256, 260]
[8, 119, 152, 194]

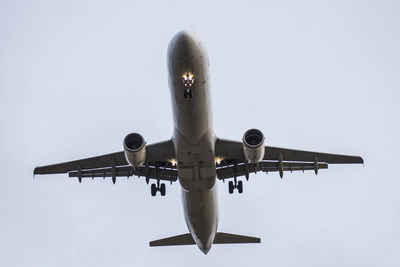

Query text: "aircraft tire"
[160, 183, 166, 196]
[151, 183, 157, 196]
[237, 180, 243, 194]
[228, 181, 234, 194]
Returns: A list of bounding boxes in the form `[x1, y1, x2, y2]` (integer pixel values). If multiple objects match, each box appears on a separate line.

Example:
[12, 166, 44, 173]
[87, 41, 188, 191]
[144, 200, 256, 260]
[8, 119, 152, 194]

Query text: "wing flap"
[217, 161, 328, 180]
[68, 165, 178, 182]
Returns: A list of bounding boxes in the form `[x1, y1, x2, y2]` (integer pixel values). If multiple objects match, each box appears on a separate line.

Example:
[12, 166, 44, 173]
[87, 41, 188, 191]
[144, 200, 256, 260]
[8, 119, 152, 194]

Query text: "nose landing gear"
[182, 72, 194, 100]
[184, 88, 192, 99]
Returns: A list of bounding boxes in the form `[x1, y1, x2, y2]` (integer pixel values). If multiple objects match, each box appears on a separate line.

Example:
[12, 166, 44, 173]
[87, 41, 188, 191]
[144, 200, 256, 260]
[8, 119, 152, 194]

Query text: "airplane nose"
[173, 30, 196, 44]
[168, 30, 199, 57]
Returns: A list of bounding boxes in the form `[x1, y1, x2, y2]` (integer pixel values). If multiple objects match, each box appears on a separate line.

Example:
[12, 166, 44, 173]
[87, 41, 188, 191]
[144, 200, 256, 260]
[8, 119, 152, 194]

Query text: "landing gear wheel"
[151, 183, 157, 196]
[237, 180, 243, 194]
[160, 183, 166, 196]
[228, 181, 234, 194]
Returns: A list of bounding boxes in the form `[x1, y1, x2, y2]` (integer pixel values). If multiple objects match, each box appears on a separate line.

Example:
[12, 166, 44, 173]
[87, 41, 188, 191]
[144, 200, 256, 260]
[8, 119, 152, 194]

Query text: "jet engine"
[123, 133, 146, 167]
[242, 128, 265, 163]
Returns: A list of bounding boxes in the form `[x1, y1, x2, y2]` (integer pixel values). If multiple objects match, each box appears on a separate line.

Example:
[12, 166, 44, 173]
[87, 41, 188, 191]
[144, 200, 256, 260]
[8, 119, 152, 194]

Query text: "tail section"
[149, 232, 260, 247]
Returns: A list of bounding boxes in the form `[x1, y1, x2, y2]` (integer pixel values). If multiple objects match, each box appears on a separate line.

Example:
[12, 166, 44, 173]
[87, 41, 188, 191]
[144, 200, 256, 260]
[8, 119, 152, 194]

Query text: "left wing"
[215, 138, 363, 180]
[34, 139, 177, 183]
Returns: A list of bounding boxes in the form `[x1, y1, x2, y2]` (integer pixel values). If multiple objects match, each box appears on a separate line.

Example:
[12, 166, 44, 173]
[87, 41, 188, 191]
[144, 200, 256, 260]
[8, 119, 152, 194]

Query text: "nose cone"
[168, 30, 200, 57]
[173, 30, 196, 43]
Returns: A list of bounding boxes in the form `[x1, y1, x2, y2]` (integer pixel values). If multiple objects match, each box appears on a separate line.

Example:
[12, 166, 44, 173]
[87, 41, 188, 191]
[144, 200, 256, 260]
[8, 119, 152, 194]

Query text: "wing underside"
[215, 138, 363, 180]
[68, 165, 177, 182]
[34, 139, 177, 183]
[34, 138, 363, 182]
[217, 161, 328, 180]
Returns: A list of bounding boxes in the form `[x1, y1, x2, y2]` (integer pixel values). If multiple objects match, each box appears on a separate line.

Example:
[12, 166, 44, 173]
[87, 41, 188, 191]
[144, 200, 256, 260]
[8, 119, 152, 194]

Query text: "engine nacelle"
[242, 128, 265, 164]
[123, 133, 146, 167]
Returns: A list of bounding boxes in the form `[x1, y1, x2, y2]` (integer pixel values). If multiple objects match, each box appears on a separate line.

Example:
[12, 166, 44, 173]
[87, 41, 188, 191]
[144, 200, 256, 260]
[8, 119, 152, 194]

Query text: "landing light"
[170, 159, 177, 167]
[182, 72, 194, 87]
[215, 157, 222, 165]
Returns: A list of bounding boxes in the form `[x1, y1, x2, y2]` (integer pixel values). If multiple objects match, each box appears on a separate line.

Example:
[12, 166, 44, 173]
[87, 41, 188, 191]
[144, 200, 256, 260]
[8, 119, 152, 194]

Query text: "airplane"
[34, 30, 364, 254]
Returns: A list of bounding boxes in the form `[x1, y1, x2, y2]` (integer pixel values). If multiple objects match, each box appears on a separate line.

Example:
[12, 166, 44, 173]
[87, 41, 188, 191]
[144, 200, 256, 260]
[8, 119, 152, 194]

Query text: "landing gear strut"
[228, 180, 243, 194]
[184, 88, 192, 99]
[151, 182, 166, 196]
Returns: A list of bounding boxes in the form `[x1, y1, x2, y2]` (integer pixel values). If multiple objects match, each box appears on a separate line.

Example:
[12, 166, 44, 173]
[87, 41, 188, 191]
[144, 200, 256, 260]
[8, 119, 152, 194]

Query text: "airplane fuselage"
[167, 31, 217, 254]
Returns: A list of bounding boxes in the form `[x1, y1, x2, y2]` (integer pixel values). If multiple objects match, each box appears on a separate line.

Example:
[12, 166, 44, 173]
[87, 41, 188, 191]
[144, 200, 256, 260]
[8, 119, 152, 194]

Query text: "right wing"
[34, 139, 177, 183]
[215, 138, 363, 180]
[264, 146, 364, 164]
[217, 161, 328, 180]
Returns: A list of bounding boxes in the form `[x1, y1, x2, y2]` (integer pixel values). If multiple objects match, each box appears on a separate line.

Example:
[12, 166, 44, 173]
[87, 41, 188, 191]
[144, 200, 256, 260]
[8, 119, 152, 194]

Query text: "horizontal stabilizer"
[149, 232, 260, 247]
[149, 233, 195, 247]
[214, 232, 261, 244]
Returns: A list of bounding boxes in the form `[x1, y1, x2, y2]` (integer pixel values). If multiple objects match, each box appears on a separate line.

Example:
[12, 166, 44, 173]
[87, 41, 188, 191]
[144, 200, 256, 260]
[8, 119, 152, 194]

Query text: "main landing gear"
[228, 180, 243, 194]
[151, 182, 166, 197]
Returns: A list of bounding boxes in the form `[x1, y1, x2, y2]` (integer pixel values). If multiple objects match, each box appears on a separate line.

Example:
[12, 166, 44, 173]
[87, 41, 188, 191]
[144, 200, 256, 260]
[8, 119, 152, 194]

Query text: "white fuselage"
[167, 31, 217, 254]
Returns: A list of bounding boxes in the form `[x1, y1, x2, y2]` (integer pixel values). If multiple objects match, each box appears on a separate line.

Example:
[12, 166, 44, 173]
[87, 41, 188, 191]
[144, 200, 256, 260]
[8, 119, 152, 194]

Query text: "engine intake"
[123, 133, 146, 167]
[243, 128, 265, 163]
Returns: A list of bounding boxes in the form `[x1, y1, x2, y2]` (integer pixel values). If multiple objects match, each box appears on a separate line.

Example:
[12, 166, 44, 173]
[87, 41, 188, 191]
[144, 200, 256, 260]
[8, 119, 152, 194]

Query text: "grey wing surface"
[264, 146, 363, 164]
[215, 138, 363, 180]
[34, 139, 177, 183]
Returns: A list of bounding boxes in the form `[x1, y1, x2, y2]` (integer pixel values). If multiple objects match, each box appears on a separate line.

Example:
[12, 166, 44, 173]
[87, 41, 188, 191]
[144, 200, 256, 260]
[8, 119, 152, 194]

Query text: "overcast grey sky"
[1, 0, 399, 266]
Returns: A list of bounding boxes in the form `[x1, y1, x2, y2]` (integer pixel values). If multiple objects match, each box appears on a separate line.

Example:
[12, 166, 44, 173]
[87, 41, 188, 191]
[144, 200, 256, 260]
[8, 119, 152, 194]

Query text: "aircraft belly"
[170, 69, 211, 144]
[175, 129, 216, 191]
[168, 35, 215, 191]
[168, 30, 211, 145]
